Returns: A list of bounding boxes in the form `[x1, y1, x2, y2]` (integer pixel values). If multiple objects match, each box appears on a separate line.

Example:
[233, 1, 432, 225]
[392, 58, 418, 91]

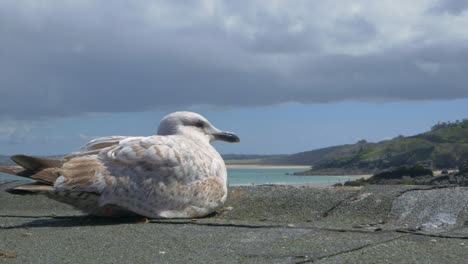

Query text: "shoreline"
[297, 173, 373, 178]
[226, 165, 372, 178]
[226, 164, 310, 169]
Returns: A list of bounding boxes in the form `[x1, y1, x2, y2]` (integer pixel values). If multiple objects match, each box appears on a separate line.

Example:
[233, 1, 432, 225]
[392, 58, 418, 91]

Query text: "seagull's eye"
[194, 121, 205, 128]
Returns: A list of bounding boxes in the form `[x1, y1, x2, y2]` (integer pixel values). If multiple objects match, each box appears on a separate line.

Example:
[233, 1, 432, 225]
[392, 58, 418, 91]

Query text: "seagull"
[1, 111, 240, 218]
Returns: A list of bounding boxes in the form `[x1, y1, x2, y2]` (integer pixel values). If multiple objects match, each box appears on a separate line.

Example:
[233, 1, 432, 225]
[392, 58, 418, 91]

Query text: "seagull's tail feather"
[10, 155, 64, 171]
[6, 183, 54, 195]
[1, 155, 64, 194]
[0, 165, 25, 176]
[0, 155, 65, 185]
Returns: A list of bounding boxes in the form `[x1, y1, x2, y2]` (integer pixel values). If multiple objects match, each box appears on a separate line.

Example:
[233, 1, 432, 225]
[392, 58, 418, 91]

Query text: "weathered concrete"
[2, 180, 468, 263]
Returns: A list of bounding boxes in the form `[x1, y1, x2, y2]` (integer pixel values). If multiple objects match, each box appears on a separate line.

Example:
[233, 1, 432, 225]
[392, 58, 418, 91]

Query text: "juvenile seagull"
[1, 112, 240, 218]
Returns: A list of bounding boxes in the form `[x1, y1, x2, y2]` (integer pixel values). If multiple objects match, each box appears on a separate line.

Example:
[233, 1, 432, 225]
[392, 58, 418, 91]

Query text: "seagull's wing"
[101, 136, 183, 169]
[63, 136, 129, 159]
[82, 136, 129, 151]
[53, 136, 183, 197]
[42, 136, 148, 215]
[56, 136, 149, 193]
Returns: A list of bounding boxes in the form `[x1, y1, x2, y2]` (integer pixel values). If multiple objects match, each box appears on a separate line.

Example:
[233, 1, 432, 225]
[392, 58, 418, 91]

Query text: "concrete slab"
[2, 181, 468, 264]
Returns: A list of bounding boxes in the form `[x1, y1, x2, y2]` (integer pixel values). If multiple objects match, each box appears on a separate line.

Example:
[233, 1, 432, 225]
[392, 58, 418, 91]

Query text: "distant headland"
[224, 119, 468, 175]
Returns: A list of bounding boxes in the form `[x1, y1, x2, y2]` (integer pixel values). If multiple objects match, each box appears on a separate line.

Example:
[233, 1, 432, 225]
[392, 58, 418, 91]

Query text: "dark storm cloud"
[293, 44, 468, 101]
[1, 1, 468, 119]
[429, 0, 468, 15]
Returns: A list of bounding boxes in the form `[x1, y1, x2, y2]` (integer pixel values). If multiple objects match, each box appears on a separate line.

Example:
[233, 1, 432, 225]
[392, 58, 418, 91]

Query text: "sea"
[0, 168, 357, 186]
[227, 168, 355, 186]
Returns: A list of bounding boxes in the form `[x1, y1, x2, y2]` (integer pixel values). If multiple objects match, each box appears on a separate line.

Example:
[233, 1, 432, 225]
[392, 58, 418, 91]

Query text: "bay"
[227, 168, 355, 186]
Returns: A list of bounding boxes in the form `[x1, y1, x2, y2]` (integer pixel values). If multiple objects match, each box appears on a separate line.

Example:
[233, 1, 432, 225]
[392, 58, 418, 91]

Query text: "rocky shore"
[2, 180, 468, 263]
[340, 162, 468, 187]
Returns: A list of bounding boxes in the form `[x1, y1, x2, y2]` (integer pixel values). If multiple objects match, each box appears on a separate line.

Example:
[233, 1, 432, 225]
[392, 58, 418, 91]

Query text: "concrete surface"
[2, 180, 468, 263]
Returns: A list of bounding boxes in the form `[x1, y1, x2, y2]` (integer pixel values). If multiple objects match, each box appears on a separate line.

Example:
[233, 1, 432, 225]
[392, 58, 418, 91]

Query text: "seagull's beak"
[212, 131, 240, 143]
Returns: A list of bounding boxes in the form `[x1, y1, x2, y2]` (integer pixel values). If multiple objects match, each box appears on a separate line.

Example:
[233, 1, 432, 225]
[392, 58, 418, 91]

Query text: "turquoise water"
[227, 168, 355, 186]
[0, 168, 356, 186]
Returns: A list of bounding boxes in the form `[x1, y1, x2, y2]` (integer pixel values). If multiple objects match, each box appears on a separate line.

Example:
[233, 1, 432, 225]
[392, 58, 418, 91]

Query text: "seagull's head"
[158, 111, 240, 143]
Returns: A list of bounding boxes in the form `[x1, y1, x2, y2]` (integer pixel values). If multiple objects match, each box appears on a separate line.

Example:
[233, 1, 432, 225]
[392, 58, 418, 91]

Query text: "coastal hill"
[295, 119, 468, 174]
[225, 119, 468, 175]
[1, 119, 467, 174]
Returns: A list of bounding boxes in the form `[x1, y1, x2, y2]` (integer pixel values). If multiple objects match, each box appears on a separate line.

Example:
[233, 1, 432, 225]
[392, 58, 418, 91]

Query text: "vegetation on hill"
[295, 119, 468, 174]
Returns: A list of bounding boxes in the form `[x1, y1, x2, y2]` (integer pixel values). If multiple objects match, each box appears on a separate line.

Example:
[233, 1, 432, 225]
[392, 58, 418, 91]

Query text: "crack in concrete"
[0, 215, 69, 219]
[5, 213, 468, 242]
[0, 215, 397, 238]
[151, 219, 393, 234]
[150, 219, 285, 229]
[322, 192, 360, 217]
[294, 234, 410, 263]
[455, 200, 468, 222]
[316, 226, 385, 234]
[394, 185, 457, 198]
[0, 215, 427, 237]
[395, 229, 468, 239]
[320, 185, 445, 219]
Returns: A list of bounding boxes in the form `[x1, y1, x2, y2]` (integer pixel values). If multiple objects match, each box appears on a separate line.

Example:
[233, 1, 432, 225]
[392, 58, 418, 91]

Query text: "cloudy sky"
[1, 0, 468, 155]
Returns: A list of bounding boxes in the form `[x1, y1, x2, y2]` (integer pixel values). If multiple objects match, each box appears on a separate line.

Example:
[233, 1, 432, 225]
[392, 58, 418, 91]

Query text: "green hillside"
[295, 119, 468, 174]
